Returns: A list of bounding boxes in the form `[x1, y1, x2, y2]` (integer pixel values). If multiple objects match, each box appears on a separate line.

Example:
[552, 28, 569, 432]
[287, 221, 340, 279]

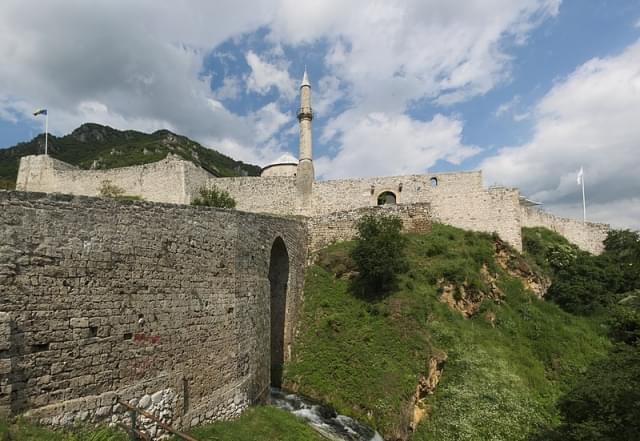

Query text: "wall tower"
[296, 68, 314, 210]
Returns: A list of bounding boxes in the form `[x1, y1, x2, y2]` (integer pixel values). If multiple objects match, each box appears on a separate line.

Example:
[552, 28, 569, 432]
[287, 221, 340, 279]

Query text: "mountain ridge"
[0, 123, 262, 189]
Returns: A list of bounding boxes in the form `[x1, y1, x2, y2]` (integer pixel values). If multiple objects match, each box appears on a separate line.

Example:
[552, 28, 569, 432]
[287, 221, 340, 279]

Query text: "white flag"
[577, 167, 583, 185]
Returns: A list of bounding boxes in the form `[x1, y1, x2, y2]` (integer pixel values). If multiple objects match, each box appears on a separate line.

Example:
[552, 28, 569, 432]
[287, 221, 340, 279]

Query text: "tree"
[191, 185, 236, 209]
[603, 230, 640, 292]
[350, 214, 408, 295]
[543, 344, 640, 441]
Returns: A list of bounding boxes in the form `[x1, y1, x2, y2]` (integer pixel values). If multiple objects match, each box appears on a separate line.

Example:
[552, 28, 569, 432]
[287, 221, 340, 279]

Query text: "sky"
[0, 0, 639, 229]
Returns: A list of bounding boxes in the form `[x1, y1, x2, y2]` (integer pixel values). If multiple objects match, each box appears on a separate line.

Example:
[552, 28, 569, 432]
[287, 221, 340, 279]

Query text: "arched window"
[377, 191, 397, 205]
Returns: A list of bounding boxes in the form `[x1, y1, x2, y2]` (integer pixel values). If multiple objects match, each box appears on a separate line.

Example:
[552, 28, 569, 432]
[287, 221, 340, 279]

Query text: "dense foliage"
[286, 224, 608, 440]
[524, 227, 640, 441]
[523, 228, 639, 314]
[350, 214, 408, 294]
[191, 185, 237, 209]
[0, 123, 260, 189]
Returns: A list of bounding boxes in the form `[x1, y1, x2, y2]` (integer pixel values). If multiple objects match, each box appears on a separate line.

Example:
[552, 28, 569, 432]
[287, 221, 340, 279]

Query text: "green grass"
[285, 224, 610, 440]
[183, 406, 326, 441]
[0, 408, 324, 441]
[0, 419, 127, 441]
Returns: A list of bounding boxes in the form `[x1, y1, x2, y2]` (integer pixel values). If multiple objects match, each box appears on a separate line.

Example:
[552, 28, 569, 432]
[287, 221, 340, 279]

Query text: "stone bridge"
[0, 191, 307, 431]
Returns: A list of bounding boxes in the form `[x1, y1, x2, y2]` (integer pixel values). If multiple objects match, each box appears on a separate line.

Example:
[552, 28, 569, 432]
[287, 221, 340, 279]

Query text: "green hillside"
[3, 224, 637, 440]
[285, 224, 611, 440]
[0, 123, 261, 189]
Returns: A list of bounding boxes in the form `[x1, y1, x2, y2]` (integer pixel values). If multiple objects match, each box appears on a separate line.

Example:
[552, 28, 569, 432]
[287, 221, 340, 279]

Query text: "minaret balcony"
[297, 107, 313, 120]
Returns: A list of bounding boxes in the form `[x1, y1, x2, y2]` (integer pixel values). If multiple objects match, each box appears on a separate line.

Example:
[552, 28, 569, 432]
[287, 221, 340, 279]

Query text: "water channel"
[270, 388, 384, 441]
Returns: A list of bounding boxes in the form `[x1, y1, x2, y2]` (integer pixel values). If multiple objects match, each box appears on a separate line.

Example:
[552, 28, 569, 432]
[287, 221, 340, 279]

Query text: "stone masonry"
[13, 69, 610, 254]
[520, 206, 609, 254]
[0, 191, 307, 433]
[308, 203, 433, 255]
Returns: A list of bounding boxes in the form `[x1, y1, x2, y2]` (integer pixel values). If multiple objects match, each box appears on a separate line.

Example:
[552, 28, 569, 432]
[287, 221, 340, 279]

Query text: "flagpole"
[45, 112, 48, 155]
[581, 169, 586, 223]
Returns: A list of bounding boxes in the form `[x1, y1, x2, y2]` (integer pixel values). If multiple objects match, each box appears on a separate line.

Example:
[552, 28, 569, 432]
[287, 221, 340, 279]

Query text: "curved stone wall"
[0, 191, 307, 431]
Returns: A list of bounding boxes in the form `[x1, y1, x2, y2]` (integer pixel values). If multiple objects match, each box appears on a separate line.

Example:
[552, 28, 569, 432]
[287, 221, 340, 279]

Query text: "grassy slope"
[184, 407, 325, 441]
[285, 224, 609, 440]
[1, 408, 324, 441]
[0, 123, 261, 189]
[0, 420, 127, 441]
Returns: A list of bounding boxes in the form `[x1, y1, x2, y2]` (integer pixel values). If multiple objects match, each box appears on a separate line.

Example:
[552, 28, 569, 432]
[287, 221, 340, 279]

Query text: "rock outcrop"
[410, 351, 447, 432]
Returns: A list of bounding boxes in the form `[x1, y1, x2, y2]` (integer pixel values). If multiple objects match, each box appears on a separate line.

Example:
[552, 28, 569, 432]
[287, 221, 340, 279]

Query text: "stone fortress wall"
[0, 191, 307, 433]
[310, 172, 524, 251]
[521, 206, 609, 254]
[13, 67, 610, 258]
[15, 153, 608, 254]
[308, 203, 433, 255]
[16, 154, 212, 205]
[2, 68, 614, 436]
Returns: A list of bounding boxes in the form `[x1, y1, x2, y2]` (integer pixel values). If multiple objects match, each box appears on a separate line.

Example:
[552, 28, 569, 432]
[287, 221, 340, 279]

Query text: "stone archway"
[268, 237, 289, 388]
[377, 191, 397, 205]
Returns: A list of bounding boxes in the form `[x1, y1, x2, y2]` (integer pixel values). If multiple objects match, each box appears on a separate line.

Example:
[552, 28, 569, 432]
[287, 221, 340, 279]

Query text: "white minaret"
[296, 67, 314, 210]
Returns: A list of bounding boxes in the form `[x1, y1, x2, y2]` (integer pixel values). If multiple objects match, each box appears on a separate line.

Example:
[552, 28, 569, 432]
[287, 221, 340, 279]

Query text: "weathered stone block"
[69, 318, 89, 328]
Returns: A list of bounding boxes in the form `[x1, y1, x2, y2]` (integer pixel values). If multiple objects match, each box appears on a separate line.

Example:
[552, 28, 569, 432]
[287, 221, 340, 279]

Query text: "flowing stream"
[270, 388, 384, 441]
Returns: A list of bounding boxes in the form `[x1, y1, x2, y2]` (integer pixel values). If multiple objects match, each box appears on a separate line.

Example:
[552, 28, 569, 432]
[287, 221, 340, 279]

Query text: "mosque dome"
[261, 153, 298, 177]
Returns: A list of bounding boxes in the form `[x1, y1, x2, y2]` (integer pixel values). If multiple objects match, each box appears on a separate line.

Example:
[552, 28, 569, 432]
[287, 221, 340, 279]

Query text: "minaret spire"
[301, 65, 310, 87]
[296, 67, 314, 211]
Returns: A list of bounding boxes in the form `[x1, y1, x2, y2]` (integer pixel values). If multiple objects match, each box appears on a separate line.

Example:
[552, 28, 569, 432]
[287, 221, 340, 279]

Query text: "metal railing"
[116, 399, 200, 441]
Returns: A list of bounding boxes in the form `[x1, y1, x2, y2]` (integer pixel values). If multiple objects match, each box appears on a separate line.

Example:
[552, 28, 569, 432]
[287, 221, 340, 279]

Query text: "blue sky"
[0, 0, 639, 228]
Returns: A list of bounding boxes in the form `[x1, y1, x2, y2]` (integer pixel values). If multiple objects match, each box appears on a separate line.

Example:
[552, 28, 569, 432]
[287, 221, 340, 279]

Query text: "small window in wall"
[377, 191, 397, 205]
[430, 177, 438, 188]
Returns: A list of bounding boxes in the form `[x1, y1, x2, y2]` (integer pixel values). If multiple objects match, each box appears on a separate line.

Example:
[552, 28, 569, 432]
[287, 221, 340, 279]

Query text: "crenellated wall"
[0, 191, 307, 433]
[520, 206, 609, 254]
[15, 155, 609, 253]
[15, 154, 213, 205]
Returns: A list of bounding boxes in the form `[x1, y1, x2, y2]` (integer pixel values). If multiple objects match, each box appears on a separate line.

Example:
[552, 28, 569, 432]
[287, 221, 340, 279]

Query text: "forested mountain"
[0, 123, 261, 189]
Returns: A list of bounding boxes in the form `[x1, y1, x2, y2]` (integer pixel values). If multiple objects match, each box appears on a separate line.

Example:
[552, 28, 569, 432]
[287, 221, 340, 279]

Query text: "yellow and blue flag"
[33, 109, 47, 116]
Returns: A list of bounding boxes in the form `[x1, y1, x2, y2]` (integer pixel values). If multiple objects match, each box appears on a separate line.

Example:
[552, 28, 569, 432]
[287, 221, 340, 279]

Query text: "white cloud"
[495, 95, 521, 117]
[316, 111, 479, 179]
[271, 0, 560, 111]
[314, 75, 343, 116]
[214, 76, 242, 101]
[482, 41, 640, 229]
[245, 51, 296, 100]
[0, 0, 560, 173]
[545, 199, 640, 230]
[251, 103, 290, 144]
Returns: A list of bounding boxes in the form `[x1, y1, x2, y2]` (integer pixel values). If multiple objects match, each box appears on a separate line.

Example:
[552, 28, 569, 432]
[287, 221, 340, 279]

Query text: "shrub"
[191, 185, 236, 209]
[608, 293, 640, 346]
[546, 254, 620, 314]
[98, 180, 143, 201]
[545, 229, 639, 315]
[603, 230, 640, 292]
[350, 214, 408, 295]
[98, 180, 125, 198]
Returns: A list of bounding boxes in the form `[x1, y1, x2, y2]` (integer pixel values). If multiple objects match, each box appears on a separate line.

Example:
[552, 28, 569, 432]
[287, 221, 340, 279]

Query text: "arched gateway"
[268, 237, 289, 388]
